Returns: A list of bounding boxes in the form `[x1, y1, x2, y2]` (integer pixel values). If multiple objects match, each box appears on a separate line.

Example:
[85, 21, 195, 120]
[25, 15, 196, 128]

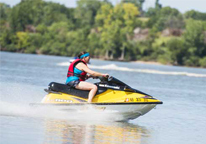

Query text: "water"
[0, 51, 206, 144]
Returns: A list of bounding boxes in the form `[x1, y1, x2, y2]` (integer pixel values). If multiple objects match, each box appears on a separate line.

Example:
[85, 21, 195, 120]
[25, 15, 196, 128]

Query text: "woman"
[66, 52, 109, 103]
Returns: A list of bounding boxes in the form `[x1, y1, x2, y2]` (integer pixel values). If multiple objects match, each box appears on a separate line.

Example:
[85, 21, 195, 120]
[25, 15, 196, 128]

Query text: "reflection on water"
[43, 120, 150, 144]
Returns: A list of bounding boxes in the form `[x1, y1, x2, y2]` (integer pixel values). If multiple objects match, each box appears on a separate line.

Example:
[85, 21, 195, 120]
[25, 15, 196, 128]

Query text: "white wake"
[58, 62, 206, 78]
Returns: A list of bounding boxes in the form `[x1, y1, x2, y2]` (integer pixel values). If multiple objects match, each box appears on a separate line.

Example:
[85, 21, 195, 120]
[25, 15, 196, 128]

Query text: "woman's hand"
[102, 74, 109, 78]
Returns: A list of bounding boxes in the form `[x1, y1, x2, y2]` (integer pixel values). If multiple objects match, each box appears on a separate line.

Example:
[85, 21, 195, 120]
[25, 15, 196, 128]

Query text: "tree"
[9, 0, 71, 32]
[148, 7, 184, 31]
[0, 29, 16, 51]
[96, 3, 140, 59]
[42, 2, 69, 26]
[199, 56, 206, 67]
[65, 29, 89, 56]
[87, 32, 102, 57]
[95, 3, 113, 28]
[155, 0, 162, 9]
[120, 3, 140, 59]
[121, 0, 145, 13]
[166, 37, 185, 65]
[16, 32, 30, 52]
[75, 0, 105, 28]
[145, 8, 159, 28]
[183, 19, 206, 66]
[184, 10, 206, 21]
[0, 3, 10, 21]
[9, 0, 46, 32]
[0, 3, 12, 50]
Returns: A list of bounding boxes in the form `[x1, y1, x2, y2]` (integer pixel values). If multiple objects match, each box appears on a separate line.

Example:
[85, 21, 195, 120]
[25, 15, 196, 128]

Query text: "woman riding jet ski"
[66, 51, 109, 102]
[32, 52, 163, 121]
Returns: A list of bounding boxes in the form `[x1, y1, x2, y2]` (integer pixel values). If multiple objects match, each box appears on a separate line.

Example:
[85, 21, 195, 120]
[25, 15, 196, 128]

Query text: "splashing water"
[0, 101, 125, 122]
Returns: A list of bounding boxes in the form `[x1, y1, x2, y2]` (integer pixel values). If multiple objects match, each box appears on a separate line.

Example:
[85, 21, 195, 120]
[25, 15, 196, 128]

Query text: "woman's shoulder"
[76, 62, 88, 69]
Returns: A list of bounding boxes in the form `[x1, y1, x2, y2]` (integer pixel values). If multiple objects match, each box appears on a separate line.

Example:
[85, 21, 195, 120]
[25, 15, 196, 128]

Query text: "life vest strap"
[67, 71, 85, 79]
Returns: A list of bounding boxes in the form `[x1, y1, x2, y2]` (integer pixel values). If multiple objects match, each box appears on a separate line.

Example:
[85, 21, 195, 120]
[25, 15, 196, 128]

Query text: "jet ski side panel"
[41, 88, 162, 104]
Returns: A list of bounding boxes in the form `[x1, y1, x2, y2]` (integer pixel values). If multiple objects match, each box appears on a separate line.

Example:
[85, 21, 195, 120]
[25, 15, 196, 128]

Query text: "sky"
[0, 0, 205, 13]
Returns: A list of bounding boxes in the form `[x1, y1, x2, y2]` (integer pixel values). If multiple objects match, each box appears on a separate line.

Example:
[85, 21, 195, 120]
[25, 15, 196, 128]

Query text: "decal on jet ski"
[136, 98, 141, 101]
[125, 98, 129, 102]
[125, 98, 150, 102]
[143, 96, 157, 100]
[99, 84, 120, 89]
[72, 97, 87, 102]
[55, 99, 73, 103]
[144, 99, 148, 102]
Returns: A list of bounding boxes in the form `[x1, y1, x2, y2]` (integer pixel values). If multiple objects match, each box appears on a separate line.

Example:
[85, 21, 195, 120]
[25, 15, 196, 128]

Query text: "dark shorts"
[67, 80, 80, 88]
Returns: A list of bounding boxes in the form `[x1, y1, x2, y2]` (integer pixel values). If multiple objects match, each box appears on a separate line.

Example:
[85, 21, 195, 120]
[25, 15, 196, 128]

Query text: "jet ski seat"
[46, 82, 107, 99]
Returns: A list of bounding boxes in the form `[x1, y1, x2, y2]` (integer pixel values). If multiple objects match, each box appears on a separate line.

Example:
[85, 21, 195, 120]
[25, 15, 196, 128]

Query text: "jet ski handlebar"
[98, 76, 120, 82]
[97, 76, 109, 82]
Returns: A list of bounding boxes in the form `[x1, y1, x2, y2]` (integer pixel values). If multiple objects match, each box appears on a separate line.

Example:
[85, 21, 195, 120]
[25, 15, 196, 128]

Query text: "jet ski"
[31, 76, 163, 121]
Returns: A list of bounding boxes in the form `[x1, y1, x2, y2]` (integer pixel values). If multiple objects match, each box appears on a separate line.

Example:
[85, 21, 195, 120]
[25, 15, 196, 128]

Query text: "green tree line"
[0, 0, 206, 67]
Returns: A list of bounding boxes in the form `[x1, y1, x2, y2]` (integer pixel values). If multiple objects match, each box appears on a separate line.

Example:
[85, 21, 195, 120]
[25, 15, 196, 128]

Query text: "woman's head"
[78, 51, 90, 63]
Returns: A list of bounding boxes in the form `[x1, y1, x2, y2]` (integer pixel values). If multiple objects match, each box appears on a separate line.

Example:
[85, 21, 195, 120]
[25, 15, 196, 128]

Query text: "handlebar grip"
[98, 76, 108, 81]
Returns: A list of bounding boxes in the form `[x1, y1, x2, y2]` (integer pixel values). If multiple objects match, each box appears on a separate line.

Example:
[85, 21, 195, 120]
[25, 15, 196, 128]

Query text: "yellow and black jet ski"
[32, 76, 163, 121]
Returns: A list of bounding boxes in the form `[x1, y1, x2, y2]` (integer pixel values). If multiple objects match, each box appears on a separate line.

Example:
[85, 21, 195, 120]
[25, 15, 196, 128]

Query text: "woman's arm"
[76, 63, 107, 77]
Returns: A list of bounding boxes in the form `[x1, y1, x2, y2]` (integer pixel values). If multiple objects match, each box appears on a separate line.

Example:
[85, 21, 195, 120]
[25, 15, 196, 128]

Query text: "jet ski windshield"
[98, 76, 151, 95]
[108, 76, 129, 86]
[99, 76, 129, 87]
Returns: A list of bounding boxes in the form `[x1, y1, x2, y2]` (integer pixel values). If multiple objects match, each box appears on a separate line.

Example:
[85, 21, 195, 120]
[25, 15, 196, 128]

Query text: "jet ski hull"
[30, 102, 161, 121]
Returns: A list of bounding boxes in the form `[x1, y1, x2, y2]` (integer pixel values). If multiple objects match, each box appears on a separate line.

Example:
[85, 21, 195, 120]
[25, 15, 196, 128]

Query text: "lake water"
[0, 51, 206, 144]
